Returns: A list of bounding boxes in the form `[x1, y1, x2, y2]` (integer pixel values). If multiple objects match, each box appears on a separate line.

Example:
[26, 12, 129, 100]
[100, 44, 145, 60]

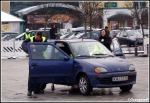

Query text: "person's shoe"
[34, 90, 44, 94]
[27, 91, 32, 96]
[26, 55, 29, 58]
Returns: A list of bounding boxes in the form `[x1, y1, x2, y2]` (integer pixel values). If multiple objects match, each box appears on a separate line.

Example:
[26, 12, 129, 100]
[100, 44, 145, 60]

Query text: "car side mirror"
[64, 56, 69, 61]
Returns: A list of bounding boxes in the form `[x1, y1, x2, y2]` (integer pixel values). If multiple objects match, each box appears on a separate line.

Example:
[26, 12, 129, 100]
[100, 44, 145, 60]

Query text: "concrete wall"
[1, 1, 10, 13]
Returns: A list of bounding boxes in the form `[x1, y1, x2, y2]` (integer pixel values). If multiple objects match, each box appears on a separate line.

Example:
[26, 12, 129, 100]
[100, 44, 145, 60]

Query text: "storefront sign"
[110, 21, 119, 30]
[27, 14, 74, 24]
[2, 22, 10, 32]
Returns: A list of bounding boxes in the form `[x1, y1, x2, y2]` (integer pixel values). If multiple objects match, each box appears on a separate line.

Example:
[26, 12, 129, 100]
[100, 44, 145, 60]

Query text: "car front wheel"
[120, 84, 133, 91]
[78, 75, 92, 95]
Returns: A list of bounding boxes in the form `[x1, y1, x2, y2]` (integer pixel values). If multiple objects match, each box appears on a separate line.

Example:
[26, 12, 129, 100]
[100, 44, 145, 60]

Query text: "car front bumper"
[88, 71, 136, 88]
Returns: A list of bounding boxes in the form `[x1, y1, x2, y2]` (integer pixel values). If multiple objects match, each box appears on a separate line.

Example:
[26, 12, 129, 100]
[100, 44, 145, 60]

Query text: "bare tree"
[141, 8, 148, 27]
[124, 1, 148, 38]
[66, 2, 108, 39]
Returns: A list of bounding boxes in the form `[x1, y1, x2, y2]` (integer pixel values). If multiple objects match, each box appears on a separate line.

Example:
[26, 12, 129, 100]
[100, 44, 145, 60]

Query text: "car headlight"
[129, 65, 135, 71]
[94, 67, 108, 74]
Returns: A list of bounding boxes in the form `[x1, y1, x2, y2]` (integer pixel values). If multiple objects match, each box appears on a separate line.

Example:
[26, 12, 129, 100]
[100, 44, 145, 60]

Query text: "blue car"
[28, 38, 136, 95]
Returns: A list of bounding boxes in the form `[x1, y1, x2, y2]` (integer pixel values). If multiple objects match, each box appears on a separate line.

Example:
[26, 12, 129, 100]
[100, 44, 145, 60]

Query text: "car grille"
[97, 75, 136, 84]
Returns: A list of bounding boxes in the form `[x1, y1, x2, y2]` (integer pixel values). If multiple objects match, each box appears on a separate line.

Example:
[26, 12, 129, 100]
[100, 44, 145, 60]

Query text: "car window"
[70, 41, 113, 57]
[117, 31, 124, 37]
[127, 30, 142, 37]
[93, 33, 99, 38]
[75, 32, 84, 38]
[2, 33, 19, 40]
[30, 44, 66, 60]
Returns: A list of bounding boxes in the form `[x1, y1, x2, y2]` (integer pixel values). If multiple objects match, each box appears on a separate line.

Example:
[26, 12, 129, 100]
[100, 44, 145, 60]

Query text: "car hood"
[81, 57, 130, 72]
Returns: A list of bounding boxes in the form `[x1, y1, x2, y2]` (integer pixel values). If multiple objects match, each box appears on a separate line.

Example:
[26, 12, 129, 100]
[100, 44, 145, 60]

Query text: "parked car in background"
[119, 27, 132, 31]
[14, 30, 50, 41]
[27, 39, 136, 95]
[116, 30, 143, 47]
[38, 27, 51, 30]
[110, 30, 120, 38]
[72, 31, 100, 40]
[1, 32, 19, 41]
[137, 29, 149, 37]
[63, 32, 79, 39]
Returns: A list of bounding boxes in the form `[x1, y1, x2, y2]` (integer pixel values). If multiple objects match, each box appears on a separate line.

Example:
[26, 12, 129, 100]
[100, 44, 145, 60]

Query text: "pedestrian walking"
[98, 29, 112, 51]
[49, 24, 58, 40]
[21, 31, 47, 97]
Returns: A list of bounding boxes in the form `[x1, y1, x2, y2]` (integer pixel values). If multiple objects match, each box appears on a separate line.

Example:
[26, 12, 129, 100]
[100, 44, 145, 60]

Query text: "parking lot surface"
[1, 55, 149, 102]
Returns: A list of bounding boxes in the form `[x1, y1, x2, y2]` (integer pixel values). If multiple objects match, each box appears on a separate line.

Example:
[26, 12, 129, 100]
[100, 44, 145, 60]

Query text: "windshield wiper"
[92, 53, 114, 57]
[77, 55, 94, 58]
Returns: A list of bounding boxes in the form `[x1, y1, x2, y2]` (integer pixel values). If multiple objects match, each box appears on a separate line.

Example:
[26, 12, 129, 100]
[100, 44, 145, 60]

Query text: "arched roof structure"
[15, 3, 83, 15]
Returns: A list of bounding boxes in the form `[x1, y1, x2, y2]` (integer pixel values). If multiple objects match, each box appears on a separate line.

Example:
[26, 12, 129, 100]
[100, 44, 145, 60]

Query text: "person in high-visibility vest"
[23, 28, 31, 40]
[98, 29, 112, 51]
[21, 31, 47, 97]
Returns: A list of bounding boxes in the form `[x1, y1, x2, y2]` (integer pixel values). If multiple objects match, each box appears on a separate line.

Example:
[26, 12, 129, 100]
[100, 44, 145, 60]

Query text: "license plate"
[112, 76, 128, 82]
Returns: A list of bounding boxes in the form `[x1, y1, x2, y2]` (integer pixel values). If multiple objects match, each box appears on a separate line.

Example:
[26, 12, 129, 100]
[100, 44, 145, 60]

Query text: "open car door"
[27, 42, 74, 85]
[111, 38, 125, 59]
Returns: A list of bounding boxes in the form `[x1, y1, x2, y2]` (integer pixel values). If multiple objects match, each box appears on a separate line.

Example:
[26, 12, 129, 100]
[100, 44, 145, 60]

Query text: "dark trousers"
[28, 76, 40, 92]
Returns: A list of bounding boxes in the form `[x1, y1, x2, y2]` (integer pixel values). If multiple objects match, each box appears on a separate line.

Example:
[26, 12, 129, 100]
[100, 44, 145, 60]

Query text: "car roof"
[2, 32, 19, 34]
[53, 39, 97, 43]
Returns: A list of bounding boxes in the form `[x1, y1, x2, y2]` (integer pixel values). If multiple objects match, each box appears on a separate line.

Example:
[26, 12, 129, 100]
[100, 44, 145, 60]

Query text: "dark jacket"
[49, 28, 57, 39]
[21, 37, 47, 54]
[98, 35, 112, 51]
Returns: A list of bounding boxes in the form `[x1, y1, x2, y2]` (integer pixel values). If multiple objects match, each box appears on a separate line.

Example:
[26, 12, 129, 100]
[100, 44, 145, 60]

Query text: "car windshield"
[74, 32, 88, 38]
[64, 32, 74, 38]
[127, 30, 142, 37]
[70, 41, 113, 58]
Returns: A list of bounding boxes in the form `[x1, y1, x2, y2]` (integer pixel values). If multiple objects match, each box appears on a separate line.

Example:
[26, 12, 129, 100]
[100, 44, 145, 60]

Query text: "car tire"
[120, 84, 133, 91]
[39, 83, 47, 90]
[78, 75, 92, 95]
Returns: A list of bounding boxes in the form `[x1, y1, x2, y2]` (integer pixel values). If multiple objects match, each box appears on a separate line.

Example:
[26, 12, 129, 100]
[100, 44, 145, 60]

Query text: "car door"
[122, 32, 129, 45]
[111, 38, 125, 59]
[28, 42, 74, 84]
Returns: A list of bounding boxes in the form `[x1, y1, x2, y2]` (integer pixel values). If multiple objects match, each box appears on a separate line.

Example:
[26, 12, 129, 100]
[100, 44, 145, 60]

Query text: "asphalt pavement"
[1, 54, 149, 102]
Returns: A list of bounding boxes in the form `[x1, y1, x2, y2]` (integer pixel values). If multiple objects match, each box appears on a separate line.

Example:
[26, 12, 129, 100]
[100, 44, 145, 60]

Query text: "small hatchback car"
[28, 38, 136, 95]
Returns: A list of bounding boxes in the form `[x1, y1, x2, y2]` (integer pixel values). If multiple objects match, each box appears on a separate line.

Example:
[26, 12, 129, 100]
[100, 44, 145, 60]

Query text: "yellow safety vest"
[30, 36, 47, 59]
[92, 45, 107, 54]
[25, 33, 31, 39]
[70, 54, 73, 59]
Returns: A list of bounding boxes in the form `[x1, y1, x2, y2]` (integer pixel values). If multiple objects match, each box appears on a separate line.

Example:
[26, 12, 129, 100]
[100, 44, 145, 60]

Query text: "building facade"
[102, 1, 149, 30]
[3, 1, 149, 33]
[1, 1, 10, 13]
[9, 2, 82, 33]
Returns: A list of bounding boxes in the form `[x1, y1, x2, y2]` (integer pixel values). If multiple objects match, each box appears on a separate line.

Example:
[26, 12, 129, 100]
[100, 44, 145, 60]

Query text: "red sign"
[110, 21, 119, 30]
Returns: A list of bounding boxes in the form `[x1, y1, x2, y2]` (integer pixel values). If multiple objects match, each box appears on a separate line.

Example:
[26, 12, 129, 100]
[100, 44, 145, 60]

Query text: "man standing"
[49, 24, 58, 40]
[23, 28, 31, 40]
[21, 31, 47, 96]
